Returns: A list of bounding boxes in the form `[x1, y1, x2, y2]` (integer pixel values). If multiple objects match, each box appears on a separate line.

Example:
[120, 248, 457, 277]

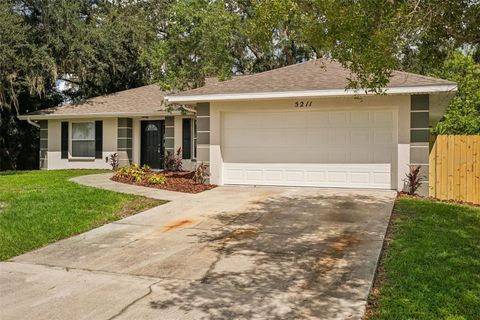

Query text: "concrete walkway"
[0, 174, 396, 320]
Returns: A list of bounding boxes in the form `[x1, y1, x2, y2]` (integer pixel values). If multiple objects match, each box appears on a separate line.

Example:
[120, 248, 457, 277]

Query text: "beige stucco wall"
[47, 118, 117, 170]
[210, 94, 411, 190]
[46, 115, 194, 170]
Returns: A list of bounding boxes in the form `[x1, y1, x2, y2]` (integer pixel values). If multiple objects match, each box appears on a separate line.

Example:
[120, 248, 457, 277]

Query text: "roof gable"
[169, 59, 456, 100]
[24, 84, 167, 118]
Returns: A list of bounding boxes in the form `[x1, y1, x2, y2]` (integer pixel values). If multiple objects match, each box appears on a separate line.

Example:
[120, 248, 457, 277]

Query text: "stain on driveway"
[0, 187, 395, 320]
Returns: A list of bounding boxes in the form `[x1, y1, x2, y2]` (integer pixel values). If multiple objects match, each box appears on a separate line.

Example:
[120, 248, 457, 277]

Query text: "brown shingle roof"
[25, 84, 166, 117]
[172, 59, 456, 97]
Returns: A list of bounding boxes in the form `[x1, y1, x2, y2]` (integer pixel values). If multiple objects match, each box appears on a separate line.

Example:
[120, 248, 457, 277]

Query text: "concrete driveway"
[0, 183, 395, 320]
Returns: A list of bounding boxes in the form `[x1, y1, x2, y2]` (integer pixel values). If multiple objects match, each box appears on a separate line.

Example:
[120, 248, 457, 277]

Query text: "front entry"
[141, 120, 164, 169]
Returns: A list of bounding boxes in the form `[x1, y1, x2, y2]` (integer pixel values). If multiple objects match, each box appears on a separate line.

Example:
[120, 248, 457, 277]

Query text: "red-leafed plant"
[163, 147, 183, 171]
[405, 165, 423, 195]
[108, 153, 119, 171]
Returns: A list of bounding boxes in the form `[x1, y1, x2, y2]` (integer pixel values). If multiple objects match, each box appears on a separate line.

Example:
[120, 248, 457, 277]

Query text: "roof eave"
[17, 110, 189, 121]
[166, 84, 457, 103]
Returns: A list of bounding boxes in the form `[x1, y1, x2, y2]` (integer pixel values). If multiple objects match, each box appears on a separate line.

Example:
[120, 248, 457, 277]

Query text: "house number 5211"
[294, 101, 312, 108]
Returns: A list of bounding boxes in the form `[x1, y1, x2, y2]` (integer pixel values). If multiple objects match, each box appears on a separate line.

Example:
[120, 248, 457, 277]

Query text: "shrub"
[108, 153, 119, 171]
[193, 162, 209, 184]
[163, 147, 183, 171]
[405, 165, 423, 195]
[114, 164, 167, 185]
[147, 173, 167, 185]
[115, 163, 147, 183]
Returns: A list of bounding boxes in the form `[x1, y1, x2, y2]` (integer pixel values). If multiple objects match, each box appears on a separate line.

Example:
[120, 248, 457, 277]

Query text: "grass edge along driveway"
[0, 170, 165, 261]
[366, 198, 480, 320]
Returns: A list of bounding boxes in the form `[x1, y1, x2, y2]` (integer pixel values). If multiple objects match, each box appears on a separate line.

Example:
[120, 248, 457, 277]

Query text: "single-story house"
[19, 59, 457, 195]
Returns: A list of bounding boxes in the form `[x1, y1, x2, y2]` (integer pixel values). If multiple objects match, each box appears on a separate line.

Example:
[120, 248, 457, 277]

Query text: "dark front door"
[141, 120, 164, 169]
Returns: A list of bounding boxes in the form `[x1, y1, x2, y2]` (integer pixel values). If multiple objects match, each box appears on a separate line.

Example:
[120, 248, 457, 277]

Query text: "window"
[145, 123, 158, 131]
[182, 118, 197, 159]
[71, 122, 95, 157]
[182, 118, 192, 159]
[193, 119, 197, 159]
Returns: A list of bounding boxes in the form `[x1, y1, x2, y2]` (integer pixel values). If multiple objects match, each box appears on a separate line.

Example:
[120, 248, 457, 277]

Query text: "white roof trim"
[18, 110, 189, 120]
[166, 84, 457, 103]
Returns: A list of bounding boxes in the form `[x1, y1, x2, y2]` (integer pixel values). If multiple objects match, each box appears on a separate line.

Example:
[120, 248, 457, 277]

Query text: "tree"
[431, 52, 480, 135]
[2, 0, 479, 169]
[397, 0, 480, 74]
[0, 0, 58, 170]
[0, 0, 159, 170]
[142, 0, 241, 90]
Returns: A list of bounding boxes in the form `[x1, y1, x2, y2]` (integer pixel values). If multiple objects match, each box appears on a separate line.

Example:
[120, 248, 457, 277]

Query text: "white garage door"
[222, 109, 397, 189]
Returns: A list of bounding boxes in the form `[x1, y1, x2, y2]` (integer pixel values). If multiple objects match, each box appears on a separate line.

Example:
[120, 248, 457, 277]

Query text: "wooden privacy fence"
[429, 135, 480, 204]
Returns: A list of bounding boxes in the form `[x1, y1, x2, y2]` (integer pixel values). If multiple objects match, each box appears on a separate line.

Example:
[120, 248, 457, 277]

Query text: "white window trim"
[69, 121, 96, 159]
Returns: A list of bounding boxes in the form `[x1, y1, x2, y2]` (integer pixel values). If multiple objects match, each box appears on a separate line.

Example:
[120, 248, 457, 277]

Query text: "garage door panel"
[329, 128, 348, 144]
[306, 171, 327, 182]
[222, 109, 397, 189]
[350, 129, 371, 144]
[286, 170, 304, 182]
[350, 172, 370, 184]
[222, 113, 257, 128]
[224, 129, 281, 147]
[224, 147, 304, 163]
[282, 128, 308, 147]
[225, 146, 395, 165]
[307, 128, 330, 145]
[328, 171, 348, 183]
[350, 149, 371, 163]
[327, 151, 348, 163]
[307, 112, 329, 126]
[329, 111, 348, 125]
[246, 170, 263, 181]
[264, 170, 283, 181]
[373, 111, 394, 125]
[223, 163, 392, 189]
[350, 111, 371, 125]
[285, 112, 308, 127]
[374, 128, 395, 144]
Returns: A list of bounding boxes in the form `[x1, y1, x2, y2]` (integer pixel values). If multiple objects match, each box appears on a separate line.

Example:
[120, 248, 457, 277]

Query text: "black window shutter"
[95, 120, 103, 159]
[61, 122, 68, 159]
[182, 119, 191, 159]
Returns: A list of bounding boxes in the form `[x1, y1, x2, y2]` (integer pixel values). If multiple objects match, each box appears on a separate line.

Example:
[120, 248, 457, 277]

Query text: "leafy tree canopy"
[1, 0, 479, 170]
[431, 51, 480, 135]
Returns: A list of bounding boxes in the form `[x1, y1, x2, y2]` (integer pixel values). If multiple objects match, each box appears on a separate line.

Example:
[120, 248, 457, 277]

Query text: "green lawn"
[368, 198, 480, 320]
[0, 170, 164, 261]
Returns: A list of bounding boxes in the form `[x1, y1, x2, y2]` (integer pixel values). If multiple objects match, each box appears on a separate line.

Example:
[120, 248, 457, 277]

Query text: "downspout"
[26, 117, 40, 128]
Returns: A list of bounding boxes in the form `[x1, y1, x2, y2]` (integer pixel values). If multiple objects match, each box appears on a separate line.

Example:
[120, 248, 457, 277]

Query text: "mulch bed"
[111, 170, 216, 194]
